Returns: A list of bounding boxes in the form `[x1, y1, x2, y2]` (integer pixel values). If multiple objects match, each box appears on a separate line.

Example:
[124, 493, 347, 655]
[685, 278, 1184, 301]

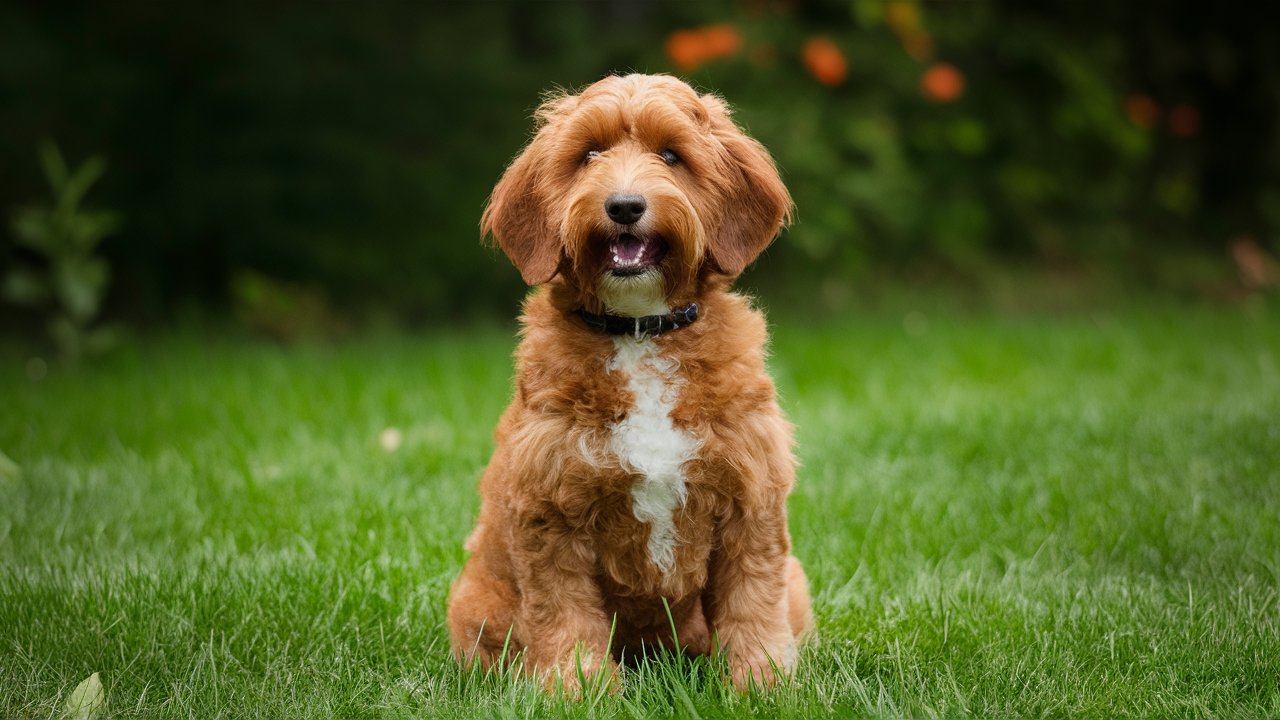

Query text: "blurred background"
[2, 0, 1278, 348]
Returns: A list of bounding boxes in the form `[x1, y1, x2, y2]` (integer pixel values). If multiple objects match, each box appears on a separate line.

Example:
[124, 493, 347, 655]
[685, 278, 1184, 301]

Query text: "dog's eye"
[584, 150, 601, 163]
[659, 149, 679, 166]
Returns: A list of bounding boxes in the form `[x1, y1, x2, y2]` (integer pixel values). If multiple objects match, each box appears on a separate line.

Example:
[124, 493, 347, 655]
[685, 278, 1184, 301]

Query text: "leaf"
[949, 118, 988, 155]
[852, 0, 885, 27]
[54, 258, 108, 323]
[2, 267, 51, 306]
[62, 672, 105, 720]
[70, 209, 121, 251]
[60, 155, 108, 215]
[38, 140, 69, 196]
[0, 450, 20, 482]
[10, 206, 54, 251]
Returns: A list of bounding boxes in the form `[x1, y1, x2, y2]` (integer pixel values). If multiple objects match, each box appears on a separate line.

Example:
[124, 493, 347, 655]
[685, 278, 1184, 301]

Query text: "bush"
[0, 0, 1275, 324]
[3, 142, 121, 360]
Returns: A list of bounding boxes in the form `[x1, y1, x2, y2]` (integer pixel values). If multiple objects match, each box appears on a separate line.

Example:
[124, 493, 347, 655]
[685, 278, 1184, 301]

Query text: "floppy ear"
[702, 96, 793, 276]
[481, 136, 562, 285]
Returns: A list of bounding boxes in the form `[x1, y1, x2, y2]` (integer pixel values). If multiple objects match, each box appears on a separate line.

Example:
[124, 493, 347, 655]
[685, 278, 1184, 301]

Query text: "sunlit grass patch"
[2, 299, 1278, 717]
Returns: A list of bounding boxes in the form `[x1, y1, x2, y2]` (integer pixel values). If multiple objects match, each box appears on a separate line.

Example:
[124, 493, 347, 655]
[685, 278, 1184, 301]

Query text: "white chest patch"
[606, 336, 699, 573]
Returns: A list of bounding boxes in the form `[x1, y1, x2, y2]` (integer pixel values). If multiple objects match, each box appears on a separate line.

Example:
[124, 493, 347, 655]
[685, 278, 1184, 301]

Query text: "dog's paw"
[539, 644, 619, 698]
[726, 641, 797, 692]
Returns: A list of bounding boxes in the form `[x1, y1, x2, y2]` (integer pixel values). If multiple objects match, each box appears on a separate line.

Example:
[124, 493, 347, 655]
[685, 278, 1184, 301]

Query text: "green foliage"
[0, 1, 1274, 321]
[674, 1, 1179, 293]
[4, 142, 121, 361]
[229, 269, 350, 342]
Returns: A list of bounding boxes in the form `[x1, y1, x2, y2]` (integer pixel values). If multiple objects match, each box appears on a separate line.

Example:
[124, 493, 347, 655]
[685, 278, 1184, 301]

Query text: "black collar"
[576, 303, 699, 338]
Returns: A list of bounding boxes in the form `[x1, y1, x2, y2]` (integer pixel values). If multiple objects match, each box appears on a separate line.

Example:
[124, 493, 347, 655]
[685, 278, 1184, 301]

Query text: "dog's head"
[482, 74, 791, 315]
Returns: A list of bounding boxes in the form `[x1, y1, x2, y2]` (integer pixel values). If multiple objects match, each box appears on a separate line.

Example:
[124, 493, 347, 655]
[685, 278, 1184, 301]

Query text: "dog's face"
[482, 74, 791, 313]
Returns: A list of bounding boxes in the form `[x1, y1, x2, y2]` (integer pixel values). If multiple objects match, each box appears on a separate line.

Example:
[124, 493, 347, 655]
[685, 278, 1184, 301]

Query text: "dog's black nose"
[605, 194, 646, 225]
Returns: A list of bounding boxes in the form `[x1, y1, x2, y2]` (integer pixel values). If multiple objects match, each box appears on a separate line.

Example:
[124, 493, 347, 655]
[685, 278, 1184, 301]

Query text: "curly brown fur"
[448, 73, 812, 693]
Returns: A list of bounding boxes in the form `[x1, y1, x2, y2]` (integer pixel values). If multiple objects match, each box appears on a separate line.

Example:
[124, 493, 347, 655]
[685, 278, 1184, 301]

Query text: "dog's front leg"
[706, 507, 797, 691]
[512, 517, 617, 695]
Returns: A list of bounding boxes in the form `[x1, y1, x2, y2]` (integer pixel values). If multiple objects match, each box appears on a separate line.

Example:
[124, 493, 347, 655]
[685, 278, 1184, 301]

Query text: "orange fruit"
[666, 24, 742, 72]
[803, 37, 848, 87]
[1125, 94, 1160, 129]
[921, 62, 964, 102]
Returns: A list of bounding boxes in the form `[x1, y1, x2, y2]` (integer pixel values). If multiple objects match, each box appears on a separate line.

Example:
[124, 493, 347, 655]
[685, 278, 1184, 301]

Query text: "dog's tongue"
[607, 233, 668, 274]
[610, 234, 648, 264]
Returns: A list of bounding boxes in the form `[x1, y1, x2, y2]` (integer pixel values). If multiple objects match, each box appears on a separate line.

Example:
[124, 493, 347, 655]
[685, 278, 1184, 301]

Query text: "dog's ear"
[702, 95, 793, 276]
[481, 143, 561, 285]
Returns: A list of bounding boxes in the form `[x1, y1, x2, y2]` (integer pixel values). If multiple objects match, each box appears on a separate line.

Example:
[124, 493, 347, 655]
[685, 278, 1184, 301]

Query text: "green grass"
[3, 298, 1279, 718]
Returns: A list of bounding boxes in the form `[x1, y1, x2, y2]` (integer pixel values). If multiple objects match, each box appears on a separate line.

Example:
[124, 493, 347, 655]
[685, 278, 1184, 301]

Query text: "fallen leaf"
[379, 427, 403, 452]
[63, 672, 105, 720]
[0, 450, 20, 481]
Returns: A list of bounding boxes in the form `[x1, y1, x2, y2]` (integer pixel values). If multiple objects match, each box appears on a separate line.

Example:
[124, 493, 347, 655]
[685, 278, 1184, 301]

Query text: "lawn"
[2, 297, 1278, 718]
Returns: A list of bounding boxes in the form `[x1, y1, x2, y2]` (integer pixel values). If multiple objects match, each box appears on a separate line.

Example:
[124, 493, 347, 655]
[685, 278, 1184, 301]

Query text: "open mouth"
[607, 233, 668, 276]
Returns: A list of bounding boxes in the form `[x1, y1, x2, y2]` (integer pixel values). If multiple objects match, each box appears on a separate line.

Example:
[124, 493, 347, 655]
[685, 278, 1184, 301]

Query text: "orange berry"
[701, 24, 742, 57]
[921, 62, 964, 102]
[803, 36, 848, 87]
[665, 30, 702, 71]
[1125, 94, 1160, 129]
[666, 24, 742, 72]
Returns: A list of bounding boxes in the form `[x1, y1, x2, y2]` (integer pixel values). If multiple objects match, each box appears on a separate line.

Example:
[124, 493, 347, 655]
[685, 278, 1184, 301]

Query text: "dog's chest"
[605, 336, 699, 574]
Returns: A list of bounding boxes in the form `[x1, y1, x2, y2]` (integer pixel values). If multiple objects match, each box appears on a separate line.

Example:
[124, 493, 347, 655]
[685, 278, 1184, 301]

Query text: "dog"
[447, 73, 812, 693]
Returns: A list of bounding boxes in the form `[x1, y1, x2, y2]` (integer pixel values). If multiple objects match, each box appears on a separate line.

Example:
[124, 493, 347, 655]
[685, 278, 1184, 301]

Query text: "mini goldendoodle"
[448, 73, 812, 693]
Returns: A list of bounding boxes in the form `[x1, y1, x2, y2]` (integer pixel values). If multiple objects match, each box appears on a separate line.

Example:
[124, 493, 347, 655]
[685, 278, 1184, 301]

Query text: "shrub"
[4, 142, 121, 360]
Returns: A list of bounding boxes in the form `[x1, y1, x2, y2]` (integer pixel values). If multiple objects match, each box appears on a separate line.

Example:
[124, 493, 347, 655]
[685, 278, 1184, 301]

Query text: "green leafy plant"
[4, 141, 121, 361]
